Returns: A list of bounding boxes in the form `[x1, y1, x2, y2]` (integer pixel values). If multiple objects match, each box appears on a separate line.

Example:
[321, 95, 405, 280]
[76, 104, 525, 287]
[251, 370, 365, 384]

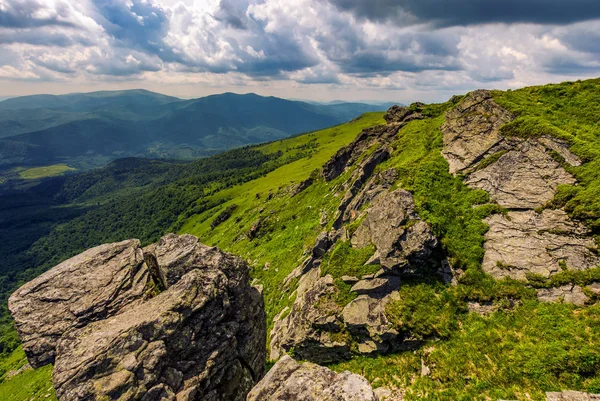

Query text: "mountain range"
[0, 90, 396, 171]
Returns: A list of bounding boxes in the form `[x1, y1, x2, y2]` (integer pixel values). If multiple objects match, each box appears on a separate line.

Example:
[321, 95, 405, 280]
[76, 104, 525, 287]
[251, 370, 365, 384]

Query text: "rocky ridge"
[441, 90, 600, 300]
[271, 106, 446, 363]
[9, 234, 266, 401]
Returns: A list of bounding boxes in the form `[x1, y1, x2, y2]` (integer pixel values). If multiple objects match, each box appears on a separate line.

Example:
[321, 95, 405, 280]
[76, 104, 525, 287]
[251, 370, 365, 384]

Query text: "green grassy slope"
[178, 79, 600, 400]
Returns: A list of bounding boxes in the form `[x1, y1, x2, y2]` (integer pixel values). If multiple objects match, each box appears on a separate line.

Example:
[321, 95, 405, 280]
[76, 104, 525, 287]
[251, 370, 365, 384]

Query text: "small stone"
[341, 275, 359, 285]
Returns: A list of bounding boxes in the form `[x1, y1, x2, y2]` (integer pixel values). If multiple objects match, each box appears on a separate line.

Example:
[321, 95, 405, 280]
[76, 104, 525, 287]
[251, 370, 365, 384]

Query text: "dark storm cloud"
[326, 0, 600, 26]
[316, 26, 463, 75]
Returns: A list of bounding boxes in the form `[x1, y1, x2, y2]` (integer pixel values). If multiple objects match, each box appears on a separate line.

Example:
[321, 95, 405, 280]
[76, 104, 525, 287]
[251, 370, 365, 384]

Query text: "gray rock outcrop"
[441, 90, 600, 294]
[8, 239, 151, 368]
[537, 285, 589, 306]
[441, 89, 514, 174]
[351, 189, 439, 272]
[483, 210, 600, 280]
[10, 234, 266, 401]
[546, 391, 600, 400]
[247, 355, 380, 401]
[270, 267, 349, 364]
[272, 114, 442, 364]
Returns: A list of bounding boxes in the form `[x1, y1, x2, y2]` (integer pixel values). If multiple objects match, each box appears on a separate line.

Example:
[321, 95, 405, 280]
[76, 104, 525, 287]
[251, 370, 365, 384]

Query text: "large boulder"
[247, 355, 379, 401]
[8, 239, 151, 368]
[53, 268, 265, 401]
[270, 268, 349, 364]
[9, 234, 266, 401]
[465, 140, 576, 209]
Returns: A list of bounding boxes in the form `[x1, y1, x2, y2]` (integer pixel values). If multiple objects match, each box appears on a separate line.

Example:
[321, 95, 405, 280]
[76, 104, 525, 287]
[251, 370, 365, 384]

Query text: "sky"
[0, 0, 599, 103]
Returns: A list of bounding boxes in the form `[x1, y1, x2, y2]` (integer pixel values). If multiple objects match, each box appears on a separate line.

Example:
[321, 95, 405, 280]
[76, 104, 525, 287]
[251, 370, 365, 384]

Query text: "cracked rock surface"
[442, 90, 600, 290]
[271, 115, 443, 364]
[247, 355, 379, 401]
[8, 239, 150, 368]
[10, 234, 265, 401]
[483, 210, 600, 280]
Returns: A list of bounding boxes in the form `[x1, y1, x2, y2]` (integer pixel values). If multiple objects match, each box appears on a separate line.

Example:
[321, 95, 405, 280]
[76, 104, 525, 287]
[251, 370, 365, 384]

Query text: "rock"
[320, 211, 329, 226]
[8, 239, 151, 368]
[421, 358, 431, 377]
[467, 301, 498, 316]
[546, 391, 600, 400]
[537, 284, 589, 306]
[292, 177, 313, 196]
[384, 105, 423, 124]
[352, 189, 439, 271]
[53, 255, 265, 400]
[350, 277, 401, 296]
[270, 268, 349, 364]
[247, 218, 267, 240]
[247, 355, 379, 401]
[145, 233, 248, 288]
[341, 294, 399, 353]
[211, 204, 237, 229]
[466, 140, 576, 208]
[441, 90, 514, 174]
[374, 388, 404, 401]
[341, 275, 359, 285]
[312, 232, 332, 257]
[322, 124, 399, 182]
[10, 234, 266, 401]
[587, 282, 600, 295]
[483, 210, 600, 280]
[538, 136, 582, 167]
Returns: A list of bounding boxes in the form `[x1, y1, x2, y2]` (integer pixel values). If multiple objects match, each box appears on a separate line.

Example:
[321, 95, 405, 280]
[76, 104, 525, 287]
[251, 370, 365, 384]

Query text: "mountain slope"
[0, 91, 392, 170]
[2, 78, 600, 400]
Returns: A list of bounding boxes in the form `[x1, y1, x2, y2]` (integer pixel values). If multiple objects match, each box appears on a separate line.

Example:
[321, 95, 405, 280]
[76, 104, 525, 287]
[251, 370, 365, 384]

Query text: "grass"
[180, 113, 386, 335]
[18, 164, 76, 180]
[0, 347, 56, 401]
[333, 301, 600, 401]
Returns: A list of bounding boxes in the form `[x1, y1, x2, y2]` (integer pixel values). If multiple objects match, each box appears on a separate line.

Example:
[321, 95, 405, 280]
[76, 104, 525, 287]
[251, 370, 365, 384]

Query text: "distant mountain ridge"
[0, 90, 395, 171]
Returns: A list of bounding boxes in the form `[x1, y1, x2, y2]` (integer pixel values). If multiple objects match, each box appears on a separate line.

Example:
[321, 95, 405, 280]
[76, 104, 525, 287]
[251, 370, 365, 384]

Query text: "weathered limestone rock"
[270, 268, 349, 364]
[341, 294, 401, 354]
[546, 391, 600, 400]
[53, 265, 265, 401]
[466, 140, 576, 208]
[537, 284, 589, 306]
[10, 234, 266, 401]
[8, 239, 150, 368]
[441, 89, 514, 174]
[144, 233, 248, 288]
[351, 189, 439, 271]
[350, 277, 401, 296]
[247, 355, 379, 401]
[322, 124, 399, 182]
[384, 105, 423, 125]
[483, 210, 600, 280]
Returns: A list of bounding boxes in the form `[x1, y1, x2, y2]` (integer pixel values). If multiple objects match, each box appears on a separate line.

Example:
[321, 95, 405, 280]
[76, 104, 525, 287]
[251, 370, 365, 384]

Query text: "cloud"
[326, 0, 600, 27]
[0, 0, 77, 28]
[214, 0, 248, 29]
[0, 0, 599, 101]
